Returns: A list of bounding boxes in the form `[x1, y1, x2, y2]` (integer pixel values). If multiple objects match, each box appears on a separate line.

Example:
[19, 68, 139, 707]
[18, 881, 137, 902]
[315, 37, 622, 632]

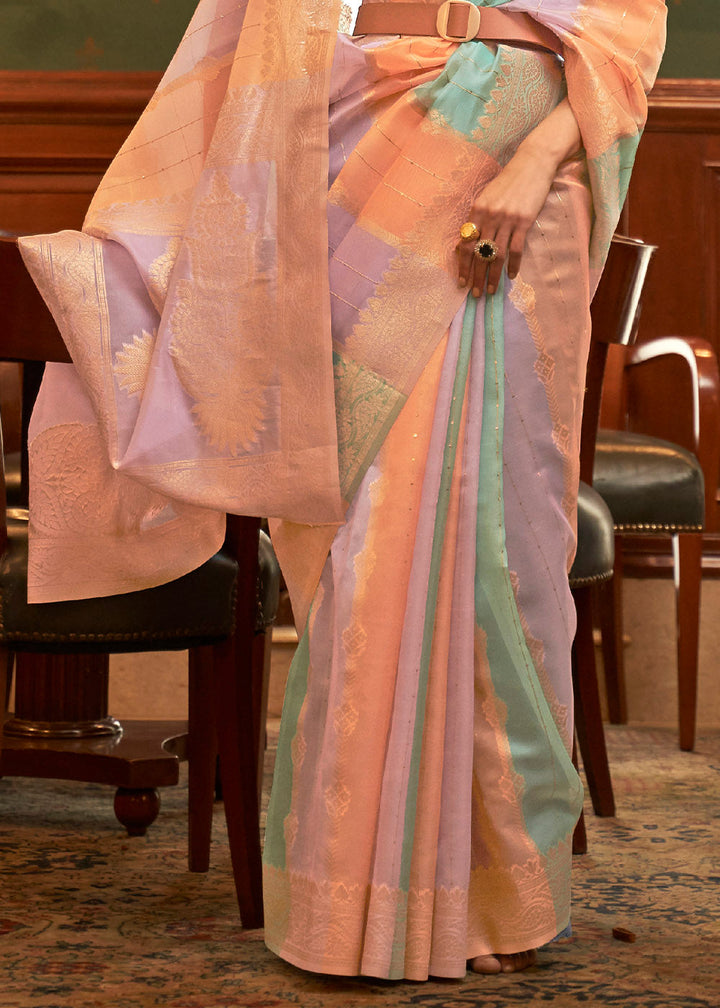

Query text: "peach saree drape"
[19, 0, 666, 982]
[21, 0, 346, 602]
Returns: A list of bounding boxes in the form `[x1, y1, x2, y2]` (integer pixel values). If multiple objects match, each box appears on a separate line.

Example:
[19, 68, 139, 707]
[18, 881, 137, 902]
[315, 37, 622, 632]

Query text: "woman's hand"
[456, 97, 582, 297]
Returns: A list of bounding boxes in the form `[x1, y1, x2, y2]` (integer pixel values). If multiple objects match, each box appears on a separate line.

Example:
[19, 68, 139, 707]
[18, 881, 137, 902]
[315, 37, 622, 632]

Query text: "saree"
[18, 0, 666, 981]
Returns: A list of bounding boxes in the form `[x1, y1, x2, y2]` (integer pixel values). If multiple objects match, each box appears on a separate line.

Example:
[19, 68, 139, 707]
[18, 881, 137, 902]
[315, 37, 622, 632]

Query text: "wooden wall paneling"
[0, 71, 158, 235]
[627, 132, 710, 345]
[627, 80, 720, 355]
[622, 81, 720, 568]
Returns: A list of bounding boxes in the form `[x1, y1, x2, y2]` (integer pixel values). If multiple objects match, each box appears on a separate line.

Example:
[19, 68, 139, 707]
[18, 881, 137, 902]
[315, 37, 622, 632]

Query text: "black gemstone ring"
[474, 239, 499, 263]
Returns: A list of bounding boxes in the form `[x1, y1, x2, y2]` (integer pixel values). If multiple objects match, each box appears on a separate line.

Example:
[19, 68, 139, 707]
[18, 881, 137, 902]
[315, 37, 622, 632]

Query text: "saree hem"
[265, 916, 571, 981]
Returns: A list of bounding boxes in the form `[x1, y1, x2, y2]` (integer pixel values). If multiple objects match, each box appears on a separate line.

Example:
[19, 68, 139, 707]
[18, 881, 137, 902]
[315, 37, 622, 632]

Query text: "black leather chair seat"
[593, 430, 704, 532]
[569, 481, 615, 588]
[0, 519, 280, 653]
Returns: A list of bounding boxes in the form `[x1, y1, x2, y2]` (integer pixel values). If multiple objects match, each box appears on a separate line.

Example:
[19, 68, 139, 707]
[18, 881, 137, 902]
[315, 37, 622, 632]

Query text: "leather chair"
[592, 334, 719, 752]
[0, 236, 279, 929]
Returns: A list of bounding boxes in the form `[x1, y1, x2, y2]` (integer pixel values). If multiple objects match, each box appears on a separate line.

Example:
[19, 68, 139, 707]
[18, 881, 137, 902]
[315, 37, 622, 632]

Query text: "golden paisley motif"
[114, 329, 157, 398]
[168, 173, 276, 456]
[147, 238, 182, 309]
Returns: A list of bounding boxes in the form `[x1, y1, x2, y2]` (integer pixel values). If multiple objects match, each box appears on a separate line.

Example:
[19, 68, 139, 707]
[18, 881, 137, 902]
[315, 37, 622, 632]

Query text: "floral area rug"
[1, 725, 718, 1008]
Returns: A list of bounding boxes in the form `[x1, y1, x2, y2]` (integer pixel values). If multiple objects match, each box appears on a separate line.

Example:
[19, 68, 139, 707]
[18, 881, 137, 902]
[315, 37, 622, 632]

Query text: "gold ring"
[474, 239, 499, 263]
[459, 222, 480, 242]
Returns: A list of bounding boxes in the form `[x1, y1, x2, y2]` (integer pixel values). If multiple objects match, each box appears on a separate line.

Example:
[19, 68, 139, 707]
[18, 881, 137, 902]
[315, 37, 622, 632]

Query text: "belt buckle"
[436, 0, 481, 43]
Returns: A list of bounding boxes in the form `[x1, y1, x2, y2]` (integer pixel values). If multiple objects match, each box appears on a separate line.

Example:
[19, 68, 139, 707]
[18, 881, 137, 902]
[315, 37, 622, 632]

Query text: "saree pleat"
[264, 284, 585, 978]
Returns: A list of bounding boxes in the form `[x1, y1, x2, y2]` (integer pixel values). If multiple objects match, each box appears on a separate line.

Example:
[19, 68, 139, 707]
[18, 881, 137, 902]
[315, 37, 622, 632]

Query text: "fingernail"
[472, 287, 480, 298]
[458, 277, 467, 288]
[487, 285, 496, 295]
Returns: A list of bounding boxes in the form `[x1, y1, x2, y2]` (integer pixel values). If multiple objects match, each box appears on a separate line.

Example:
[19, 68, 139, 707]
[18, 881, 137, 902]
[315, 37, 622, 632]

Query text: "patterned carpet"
[1, 725, 718, 1008]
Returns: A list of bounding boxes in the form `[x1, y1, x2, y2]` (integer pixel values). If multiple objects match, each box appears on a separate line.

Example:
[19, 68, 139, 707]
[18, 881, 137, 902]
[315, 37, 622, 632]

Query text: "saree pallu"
[17, 0, 665, 982]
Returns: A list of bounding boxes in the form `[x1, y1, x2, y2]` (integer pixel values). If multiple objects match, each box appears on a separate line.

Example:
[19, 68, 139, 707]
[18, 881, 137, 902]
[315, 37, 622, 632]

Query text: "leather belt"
[353, 1, 562, 55]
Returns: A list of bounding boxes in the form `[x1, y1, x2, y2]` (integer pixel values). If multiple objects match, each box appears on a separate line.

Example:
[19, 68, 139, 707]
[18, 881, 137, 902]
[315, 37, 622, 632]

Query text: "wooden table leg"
[2, 652, 186, 835]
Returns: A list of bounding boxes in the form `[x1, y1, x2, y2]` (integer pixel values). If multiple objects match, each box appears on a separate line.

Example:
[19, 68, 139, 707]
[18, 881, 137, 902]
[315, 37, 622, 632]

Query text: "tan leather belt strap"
[353, 1, 562, 55]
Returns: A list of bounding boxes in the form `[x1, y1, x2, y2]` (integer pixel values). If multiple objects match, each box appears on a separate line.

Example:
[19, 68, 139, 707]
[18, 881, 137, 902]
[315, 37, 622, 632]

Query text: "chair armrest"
[624, 336, 720, 531]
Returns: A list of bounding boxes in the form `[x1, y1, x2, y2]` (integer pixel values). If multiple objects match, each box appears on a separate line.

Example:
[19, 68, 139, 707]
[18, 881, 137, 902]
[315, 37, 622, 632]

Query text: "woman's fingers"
[470, 238, 502, 297]
[456, 207, 514, 297]
[456, 217, 529, 296]
[456, 146, 557, 296]
[505, 217, 531, 281]
[456, 219, 502, 295]
[456, 226, 507, 297]
[484, 227, 510, 295]
[455, 222, 482, 288]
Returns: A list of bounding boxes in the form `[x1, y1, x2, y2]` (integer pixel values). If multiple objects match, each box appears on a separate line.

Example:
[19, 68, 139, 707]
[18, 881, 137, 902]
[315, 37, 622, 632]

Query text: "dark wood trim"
[0, 71, 161, 125]
[0, 71, 162, 232]
[647, 79, 720, 133]
[1, 72, 718, 132]
[0, 158, 112, 177]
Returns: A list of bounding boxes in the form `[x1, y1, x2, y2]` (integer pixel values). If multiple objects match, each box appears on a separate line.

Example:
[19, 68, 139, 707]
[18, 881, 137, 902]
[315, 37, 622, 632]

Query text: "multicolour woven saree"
[19, 0, 665, 981]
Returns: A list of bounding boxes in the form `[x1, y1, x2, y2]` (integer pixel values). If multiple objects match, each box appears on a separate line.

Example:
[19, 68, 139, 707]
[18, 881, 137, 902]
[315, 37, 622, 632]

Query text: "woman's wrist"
[516, 98, 582, 172]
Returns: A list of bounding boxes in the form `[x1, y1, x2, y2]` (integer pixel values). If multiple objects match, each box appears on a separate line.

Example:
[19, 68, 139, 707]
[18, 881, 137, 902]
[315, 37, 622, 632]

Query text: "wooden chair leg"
[597, 535, 627, 723]
[188, 517, 266, 927]
[251, 626, 272, 807]
[673, 531, 703, 752]
[572, 584, 615, 817]
[571, 739, 587, 855]
[212, 632, 264, 928]
[573, 809, 588, 855]
[215, 515, 264, 929]
[187, 644, 219, 873]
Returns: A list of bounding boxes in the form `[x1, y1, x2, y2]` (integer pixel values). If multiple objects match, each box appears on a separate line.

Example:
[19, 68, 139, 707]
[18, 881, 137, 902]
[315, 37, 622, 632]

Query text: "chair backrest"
[580, 235, 656, 483]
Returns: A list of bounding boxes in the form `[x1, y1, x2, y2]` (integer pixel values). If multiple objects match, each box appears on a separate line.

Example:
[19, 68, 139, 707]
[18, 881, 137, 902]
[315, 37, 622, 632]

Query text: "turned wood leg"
[114, 787, 161, 836]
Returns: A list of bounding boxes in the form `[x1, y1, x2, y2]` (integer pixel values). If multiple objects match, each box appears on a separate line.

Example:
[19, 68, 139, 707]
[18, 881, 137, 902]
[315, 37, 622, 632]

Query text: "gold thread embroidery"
[114, 329, 156, 398]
